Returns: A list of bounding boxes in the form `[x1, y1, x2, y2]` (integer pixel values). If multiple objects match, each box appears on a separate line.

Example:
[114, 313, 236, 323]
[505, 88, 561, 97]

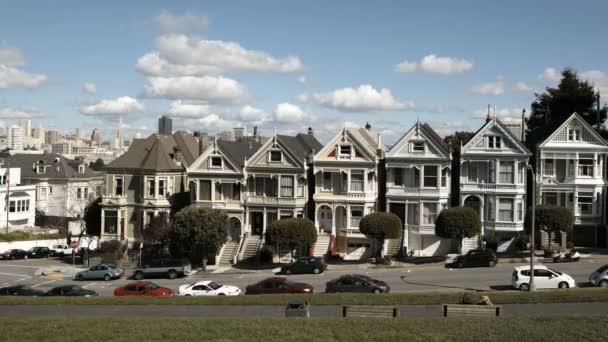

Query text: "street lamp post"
[527, 165, 536, 292]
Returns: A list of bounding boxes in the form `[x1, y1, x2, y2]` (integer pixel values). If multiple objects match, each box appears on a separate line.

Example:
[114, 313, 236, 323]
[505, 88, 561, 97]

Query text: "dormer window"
[488, 136, 501, 149]
[338, 145, 351, 158]
[78, 165, 85, 174]
[568, 128, 581, 141]
[37, 165, 45, 174]
[412, 141, 425, 152]
[269, 150, 282, 162]
[210, 156, 222, 168]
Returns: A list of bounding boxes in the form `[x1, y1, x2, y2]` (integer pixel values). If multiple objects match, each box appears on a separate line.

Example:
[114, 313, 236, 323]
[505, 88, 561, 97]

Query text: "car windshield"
[283, 279, 297, 286]
[596, 265, 608, 273]
[146, 282, 160, 290]
[107, 265, 118, 269]
[207, 282, 222, 290]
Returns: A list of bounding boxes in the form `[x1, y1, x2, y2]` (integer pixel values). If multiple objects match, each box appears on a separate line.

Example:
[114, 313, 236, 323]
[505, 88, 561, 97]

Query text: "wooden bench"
[342, 305, 400, 318]
[442, 304, 502, 317]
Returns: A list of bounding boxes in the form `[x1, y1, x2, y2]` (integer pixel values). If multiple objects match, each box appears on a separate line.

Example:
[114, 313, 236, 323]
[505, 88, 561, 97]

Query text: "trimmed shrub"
[483, 233, 498, 251]
[359, 212, 403, 258]
[435, 207, 481, 241]
[259, 245, 274, 264]
[515, 234, 529, 251]
[265, 218, 317, 259]
[98, 240, 124, 263]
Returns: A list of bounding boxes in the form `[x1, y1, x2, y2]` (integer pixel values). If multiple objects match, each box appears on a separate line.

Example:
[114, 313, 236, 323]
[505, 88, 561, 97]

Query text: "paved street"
[0, 257, 605, 296]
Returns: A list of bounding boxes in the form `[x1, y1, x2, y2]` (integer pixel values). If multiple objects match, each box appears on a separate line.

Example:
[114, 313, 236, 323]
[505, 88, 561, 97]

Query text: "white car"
[51, 244, 71, 257]
[177, 281, 241, 296]
[512, 265, 576, 291]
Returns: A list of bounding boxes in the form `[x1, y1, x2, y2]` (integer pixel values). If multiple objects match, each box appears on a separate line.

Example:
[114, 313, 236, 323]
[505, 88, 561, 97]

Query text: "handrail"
[236, 232, 250, 262]
[233, 234, 246, 264]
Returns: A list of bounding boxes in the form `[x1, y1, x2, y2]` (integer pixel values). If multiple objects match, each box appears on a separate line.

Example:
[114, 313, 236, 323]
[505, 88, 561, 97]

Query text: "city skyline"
[1, 1, 607, 145]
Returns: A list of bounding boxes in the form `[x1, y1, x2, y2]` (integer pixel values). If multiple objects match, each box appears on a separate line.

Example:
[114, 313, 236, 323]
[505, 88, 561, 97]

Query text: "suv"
[27, 247, 51, 258]
[449, 249, 497, 268]
[280, 257, 326, 275]
[133, 258, 192, 280]
[589, 264, 608, 287]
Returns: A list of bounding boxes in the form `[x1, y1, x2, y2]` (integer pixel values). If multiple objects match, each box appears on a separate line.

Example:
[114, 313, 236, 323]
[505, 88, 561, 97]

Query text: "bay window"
[394, 168, 403, 186]
[423, 165, 438, 188]
[422, 203, 438, 225]
[322, 172, 332, 191]
[280, 176, 294, 197]
[578, 156, 594, 176]
[499, 161, 514, 184]
[350, 171, 364, 192]
[407, 203, 419, 225]
[498, 198, 514, 222]
[158, 178, 166, 196]
[199, 180, 211, 200]
[578, 192, 593, 215]
[147, 177, 155, 197]
[544, 159, 555, 176]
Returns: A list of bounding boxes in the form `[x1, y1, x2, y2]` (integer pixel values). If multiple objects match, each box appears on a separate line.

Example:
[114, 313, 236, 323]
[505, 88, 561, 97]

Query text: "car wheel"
[519, 283, 530, 291]
[218, 293, 226, 296]
[457, 262, 464, 269]
[104, 274, 111, 281]
[488, 260, 496, 267]
[313, 268, 320, 274]
[77, 274, 85, 281]
[558, 282, 569, 289]
[373, 288, 381, 294]
[134, 272, 144, 280]
[185, 294, 191, 296]
[285, 269, 292, 275]
[168, 270, 177, 279]
[599, 280, 608, 288]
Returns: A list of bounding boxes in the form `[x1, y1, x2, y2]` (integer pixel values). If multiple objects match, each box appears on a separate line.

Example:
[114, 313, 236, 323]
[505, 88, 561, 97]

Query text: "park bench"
[442, 304, 502, 317]
[342, 305, 400, 318]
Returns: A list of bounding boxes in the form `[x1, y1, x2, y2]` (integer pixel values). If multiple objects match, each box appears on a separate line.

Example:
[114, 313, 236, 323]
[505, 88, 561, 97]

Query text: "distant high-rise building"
[33, 125, 45, 141]
[18, 119, 31, 138]
[91, 128, 102, 146]
[45, 130, 60, 145]
[218, 131, 234, 142]
[74, 128, 82, 140]
[159, 115, 173, 135]
[8, 126, 24, 150]
[233, 127, 244, 140]
[113, 117, 124, 149]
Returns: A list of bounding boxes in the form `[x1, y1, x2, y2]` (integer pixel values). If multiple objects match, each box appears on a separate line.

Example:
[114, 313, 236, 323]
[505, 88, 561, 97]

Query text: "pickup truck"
[133, 258, 192, 280]
[51, 244, 71, 257]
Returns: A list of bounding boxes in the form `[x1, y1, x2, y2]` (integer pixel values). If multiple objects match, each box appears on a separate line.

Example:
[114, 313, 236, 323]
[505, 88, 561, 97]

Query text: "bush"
[376, 255, 392, 265]
[566, 241, 575, 249]
[435, 207, 481, 240]
[515, 234, 529, 251]
[259, 245, 274, 264]
[483, 234, 498, 251]
[98, 240, 124, 263]
[359, 212, 403, 259]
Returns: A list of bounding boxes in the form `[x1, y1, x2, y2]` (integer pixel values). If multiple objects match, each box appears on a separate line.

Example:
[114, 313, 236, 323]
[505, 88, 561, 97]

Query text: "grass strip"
[0, 316, 606, 342]
[0, 287, 607, 306]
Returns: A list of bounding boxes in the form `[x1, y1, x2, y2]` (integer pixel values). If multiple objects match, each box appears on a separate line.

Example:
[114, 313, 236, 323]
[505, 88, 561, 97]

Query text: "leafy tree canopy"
[359, 212, 402, 258]
[444, 131, 475, 154]
[90, 158, 105, 171]
[265, 217, 317, 248]
[172, 206, 229, 260]
[435, 207, 481, 240]
[83, 197, 102, 237]
[525, 205, 574, 235]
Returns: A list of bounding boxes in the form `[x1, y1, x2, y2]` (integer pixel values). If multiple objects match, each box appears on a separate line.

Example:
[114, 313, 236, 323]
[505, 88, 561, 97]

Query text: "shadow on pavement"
[489, 285, 515, 291]
[399, 275, 484, 292]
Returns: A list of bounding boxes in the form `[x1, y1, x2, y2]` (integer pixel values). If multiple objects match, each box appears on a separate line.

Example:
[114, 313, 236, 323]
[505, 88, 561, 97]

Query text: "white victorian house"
[460, 117, 531, 251]
[385, 122, 452, 256]
[313, 124, 382, 260]
[537, 113, 608, 245]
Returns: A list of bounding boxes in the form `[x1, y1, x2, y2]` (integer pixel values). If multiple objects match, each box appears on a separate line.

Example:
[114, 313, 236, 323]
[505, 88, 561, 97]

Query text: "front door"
[251, 212, 263, 236]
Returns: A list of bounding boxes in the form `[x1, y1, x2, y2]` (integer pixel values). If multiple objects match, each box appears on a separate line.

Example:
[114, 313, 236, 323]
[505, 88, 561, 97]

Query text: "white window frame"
[568, 128, 582, 141]
[411, 141, 425, 153]
[543, 159, 555, 176]
[498, 198, 514, 222]
[338, 144, 352, 159]
[114, 176, 124, 196]
[209, 156, 223, 168]
[158, 178, 167, 197]
[578, 192, 594, 215]
[146, 177, 156, 197]
[487, 136, 501, 149]
[422, 202, 438, 225]
[322, 172, 332, 191]
[499, 161, 514, 184]
[350, 170, 364, 192]
[268, 150, 283, 163]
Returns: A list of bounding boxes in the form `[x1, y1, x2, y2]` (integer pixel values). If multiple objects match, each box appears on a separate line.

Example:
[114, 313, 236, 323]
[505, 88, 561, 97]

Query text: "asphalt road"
[0, 257, 605, 296]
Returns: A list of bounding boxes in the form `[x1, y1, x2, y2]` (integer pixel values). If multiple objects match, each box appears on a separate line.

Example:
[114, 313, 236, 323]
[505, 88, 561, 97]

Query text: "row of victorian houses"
[98, 112, 608, 263]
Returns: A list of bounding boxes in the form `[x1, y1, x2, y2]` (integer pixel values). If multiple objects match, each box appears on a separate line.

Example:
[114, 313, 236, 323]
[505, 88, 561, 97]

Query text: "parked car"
[589, 264, 608, 287]
[512, 265, 576, 291]
[27, 247, 51, 259]
[448, 249, 497, 268]
[178, 281, 241, 296]
[0, 284, 45, 296]
[133, 258, 192, 280]
[325, 274, 390, 293]
[75, 263, 123, 281]
[0, 249, 28, 260]
[280, 257, 326, 275]
[43, 285, 98, 297]
[245, 277, 313, 295]
[51, 244, 71, 257]
[114, 281, 173, 296]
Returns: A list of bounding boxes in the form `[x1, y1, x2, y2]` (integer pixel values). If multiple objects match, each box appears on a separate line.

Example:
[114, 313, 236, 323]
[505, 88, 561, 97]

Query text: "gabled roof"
[315, 126, 382, 162]
[386, 122, 450, 159]
[217, 139, 263, 171]
[106, 131, 200, 172]
[462, 117, 531, 156]
[247, 133, 322, 169]
[539, 112, 608, 148]
[5, 153, 102, 179]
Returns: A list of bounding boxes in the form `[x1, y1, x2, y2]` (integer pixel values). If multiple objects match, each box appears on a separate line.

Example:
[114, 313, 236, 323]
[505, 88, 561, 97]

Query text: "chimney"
[193, 131, 201, 138]
[307, 127, 314, 136]
[521, 109, 526, 142]
[365, 122, 372, 131]
[253, 126, 258, 137]
[597, 92, 601, 130]
[486, 104, 491, 122]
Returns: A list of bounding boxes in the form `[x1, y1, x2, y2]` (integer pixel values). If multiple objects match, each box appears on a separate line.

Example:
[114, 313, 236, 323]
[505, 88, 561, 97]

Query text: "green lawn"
[0, 316, 605, 341]
[1, 287, 607, 305]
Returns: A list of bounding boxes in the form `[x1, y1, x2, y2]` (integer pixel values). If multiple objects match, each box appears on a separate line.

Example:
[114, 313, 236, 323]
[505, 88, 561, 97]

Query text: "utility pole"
[2, 157, 10, 234]
[527, 165, 536, 292]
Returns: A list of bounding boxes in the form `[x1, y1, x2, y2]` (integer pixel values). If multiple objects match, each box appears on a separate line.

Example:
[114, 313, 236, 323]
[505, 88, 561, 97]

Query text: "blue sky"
[1, 0, 607, 144]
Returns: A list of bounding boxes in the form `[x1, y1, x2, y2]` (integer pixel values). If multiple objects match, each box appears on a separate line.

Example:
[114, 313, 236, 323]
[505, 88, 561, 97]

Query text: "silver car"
[75, 264, 123, 281]
[589, 264, 608, 287]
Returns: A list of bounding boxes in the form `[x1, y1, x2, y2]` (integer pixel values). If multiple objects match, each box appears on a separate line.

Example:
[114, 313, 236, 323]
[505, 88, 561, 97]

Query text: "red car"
[113, 281, 173, 296]
[245, 277, 313, 295]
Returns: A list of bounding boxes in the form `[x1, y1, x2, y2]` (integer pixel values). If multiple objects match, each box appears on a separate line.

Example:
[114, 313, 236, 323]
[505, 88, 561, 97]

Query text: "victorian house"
[100, 132, 199, 244]
[460, 117, 531, 251]
[313, 124, 383, 260]
[385, 122, 452, 256]
[537, 113, 608, 246]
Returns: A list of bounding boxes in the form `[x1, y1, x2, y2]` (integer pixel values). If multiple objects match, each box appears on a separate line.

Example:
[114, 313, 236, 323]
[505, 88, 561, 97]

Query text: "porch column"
[346, 204, 351, 229]
[403, 201, 409, 251]
[277, 175, 281, 198]
[211, 181, 216, 201]
[331, 205, 336, 236]
[244, 208, 250, 234]
[363, 169, 368, 192]
[101, 209, 105, 235]
[347, 170, 351, 193]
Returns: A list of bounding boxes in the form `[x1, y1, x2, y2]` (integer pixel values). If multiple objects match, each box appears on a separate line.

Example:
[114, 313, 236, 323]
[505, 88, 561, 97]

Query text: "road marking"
[0, 272, 30, 277]
[31, 280, 57, 288]
[82, 282, 96, 289]
[0, 265, 41, 268]
[1, 277, 32, 286]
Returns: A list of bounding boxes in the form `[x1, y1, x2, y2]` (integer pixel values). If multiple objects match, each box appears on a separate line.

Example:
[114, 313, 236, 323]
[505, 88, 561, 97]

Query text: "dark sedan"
[0, 249, 28, 260]
[43, 285, 98, 297]
[325, 274, 390, 294]
[280, 257, 326, 275]
[0, 285, 45, 296]
[448, 249, 498, 268]
[245, 277, 313, 295]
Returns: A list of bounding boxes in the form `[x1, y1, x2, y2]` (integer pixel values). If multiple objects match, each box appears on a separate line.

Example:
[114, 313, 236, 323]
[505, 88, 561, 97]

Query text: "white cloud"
[471, 76, 505, 95]
[395, 54, 473, 74]
[512, 81, 533, 92]
[297, 75, 307, 84]
[80, 96, 145, 116]
[0, 47, 25, 67]
[0, 65, 47, 89]
[538, 67, 561, 82]
[274, 102, 311, 123]
[82, 82, 96, 94]
[156, 10, 209, 34]
[0, 106, 47, 119]
[239, 105, 270, 122]
[580, 70, 608, 98]
[196, 113, 233, 130]
[167, 100, 209, 117]
[302, 84, 414, 112]
[143, 75, 247, 104]
[137, 34, 303, 77]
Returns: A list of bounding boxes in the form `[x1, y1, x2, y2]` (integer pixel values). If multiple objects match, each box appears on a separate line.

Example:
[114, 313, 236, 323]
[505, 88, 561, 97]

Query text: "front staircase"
[239, 235, 262, 262]
[313, 234, 331, 257]
[461, 236, 479, 254]
[219, 241, 240, 265]
[385, 238, 401, 257]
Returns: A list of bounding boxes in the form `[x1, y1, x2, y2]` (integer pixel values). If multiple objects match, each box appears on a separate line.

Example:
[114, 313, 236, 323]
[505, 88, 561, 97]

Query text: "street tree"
[172, 205, 229, 268]
[265, 217, 317, 262]
[90, 158, 105, 171]
[358, 212, 402, 259]
[435, 207, 481, 250]
[142, 214, 173, 257]
[525, 205, 574, 249]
